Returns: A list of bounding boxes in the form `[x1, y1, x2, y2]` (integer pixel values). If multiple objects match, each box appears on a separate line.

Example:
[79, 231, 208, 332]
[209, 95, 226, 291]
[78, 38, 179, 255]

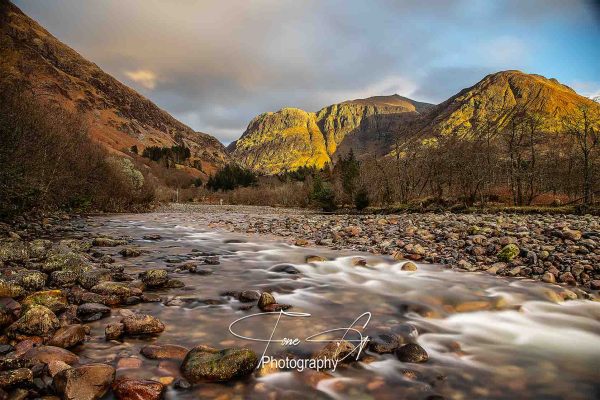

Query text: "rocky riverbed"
[0, 208, 599, 399]
[169, 204, 600, 293]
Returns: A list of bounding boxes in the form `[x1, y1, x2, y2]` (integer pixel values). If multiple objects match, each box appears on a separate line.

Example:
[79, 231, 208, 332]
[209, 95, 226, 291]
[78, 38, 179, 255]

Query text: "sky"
[13, 0, 600, 144]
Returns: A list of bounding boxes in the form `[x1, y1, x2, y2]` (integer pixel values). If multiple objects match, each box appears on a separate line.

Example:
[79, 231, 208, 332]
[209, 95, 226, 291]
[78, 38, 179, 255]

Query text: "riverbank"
[0, 208, 599, 399]
[163, 203, 600, 293]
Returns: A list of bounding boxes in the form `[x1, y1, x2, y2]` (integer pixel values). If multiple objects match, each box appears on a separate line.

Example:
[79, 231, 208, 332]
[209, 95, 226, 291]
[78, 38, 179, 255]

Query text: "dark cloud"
[13, 0, 600, 144]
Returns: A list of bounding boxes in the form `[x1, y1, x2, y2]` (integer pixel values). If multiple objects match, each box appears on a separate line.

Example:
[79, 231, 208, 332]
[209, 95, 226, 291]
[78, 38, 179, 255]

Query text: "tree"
[562, 106, 600, 208]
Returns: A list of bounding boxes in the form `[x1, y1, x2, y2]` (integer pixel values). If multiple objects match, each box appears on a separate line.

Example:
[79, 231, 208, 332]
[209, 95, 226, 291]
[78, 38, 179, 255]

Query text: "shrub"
[310, 175, 337, 211]
[354, 187, 370, 210]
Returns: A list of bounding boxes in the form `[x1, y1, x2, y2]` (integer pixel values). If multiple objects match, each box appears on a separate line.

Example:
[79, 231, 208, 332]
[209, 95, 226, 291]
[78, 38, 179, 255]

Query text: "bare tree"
[562, 106, 600, 208]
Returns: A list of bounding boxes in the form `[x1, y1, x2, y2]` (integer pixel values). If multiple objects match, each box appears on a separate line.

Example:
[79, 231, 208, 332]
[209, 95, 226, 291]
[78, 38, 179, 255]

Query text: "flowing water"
[74, 213, 600, 399]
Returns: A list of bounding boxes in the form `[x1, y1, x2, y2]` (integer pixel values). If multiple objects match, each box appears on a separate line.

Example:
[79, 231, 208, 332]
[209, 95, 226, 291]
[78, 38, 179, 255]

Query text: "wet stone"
[369, 333, 401, 354]
[105, 323, 124, 340]
[237, 290, 260, 303]
[48, 324, 86, 348]
[112, 377, 164, 400]
[258, 292, 276, 310]
[77, 303, 110, 322]
[121, 314, 165, 336]
[269, 264, 301, 274]
[180, 345, 258, 383]
[0, 368, 32, 389]
[140, 344, 189, 360]
[54, 363, 115, 400]
[396, 343, 428, 363]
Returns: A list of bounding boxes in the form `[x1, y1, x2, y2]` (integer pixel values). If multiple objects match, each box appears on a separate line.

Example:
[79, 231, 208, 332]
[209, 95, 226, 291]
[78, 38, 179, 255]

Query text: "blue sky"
[14, 0, 600, 143]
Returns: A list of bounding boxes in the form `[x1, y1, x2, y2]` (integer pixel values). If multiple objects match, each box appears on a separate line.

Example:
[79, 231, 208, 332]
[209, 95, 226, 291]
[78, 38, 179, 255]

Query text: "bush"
[310, 175, 337, 211]
[0, 80, 154, 219]
[206, 164, 257, 191]
[354, 188, 370, 210]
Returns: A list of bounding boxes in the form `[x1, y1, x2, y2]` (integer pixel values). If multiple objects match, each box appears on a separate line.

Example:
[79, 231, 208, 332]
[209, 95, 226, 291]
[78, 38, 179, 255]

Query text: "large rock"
[28, 239, 52, 259]
[92, 237, 127, 247]
[0, 279, 24, 298]
[312, 340, 355, 363]
[49, 270, 81, 287]
[23, 345, 79, 365]
[140, 344, 188, 360]
[121, 314, 165, 336]
[257, 292, 276, 311]
[22, 290, 68, 313]
[139, 269, 168, 288]
[396, 343, 429, 363]
[91, 281, 139, 299]
[497, 244, 520, 262]
[13, 270, 47, 291]
[54, 364, 115, 400]
[42, 251, 87, 273]
[77, 303, 111, 322]
[180, 345, 258, 383]
[7, 304, 59, 338]
[78, 269, 113, 290]
[112, 377, 164, 400]
[48, 324, 87, 348]
[105, 323, 124, 340]
[0, 368, 32, 388]
[0, 241, 29, 263]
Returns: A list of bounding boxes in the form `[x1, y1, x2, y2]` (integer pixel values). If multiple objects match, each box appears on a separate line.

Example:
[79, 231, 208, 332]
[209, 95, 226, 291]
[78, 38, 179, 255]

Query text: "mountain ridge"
[230, 70, 599, 174]
[0, 0, 228, 177]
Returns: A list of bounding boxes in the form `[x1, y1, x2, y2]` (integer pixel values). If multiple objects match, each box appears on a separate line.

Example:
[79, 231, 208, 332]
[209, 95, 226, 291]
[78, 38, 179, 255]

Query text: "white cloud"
[124, 69, 158, 90]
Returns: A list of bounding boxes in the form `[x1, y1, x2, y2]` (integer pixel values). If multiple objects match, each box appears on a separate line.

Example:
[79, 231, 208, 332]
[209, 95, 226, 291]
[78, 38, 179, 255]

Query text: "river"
[73, 212, 600, 399]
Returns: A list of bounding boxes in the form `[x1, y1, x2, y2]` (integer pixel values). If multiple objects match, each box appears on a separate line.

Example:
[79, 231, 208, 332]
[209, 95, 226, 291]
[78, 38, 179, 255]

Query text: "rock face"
[180, 345, 258, 383]
[54, 364, 115, 400]
[0, 1, 228, 177]
[420, 70, 600, 136]
[230, 70, 599, 174]
[230, 95, 431, 174]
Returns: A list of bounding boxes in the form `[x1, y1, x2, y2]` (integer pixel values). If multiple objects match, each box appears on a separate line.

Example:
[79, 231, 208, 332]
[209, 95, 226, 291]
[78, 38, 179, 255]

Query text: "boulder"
[139, 269, 168, 288]
[401, 262, 418, 271]
[48, 324, 86, 348]
[23, 345, 79, 365]
[396, 343, 428, 363]
[0, 368, 32, 388]
[105, 323, 124, 340]
[77, 303, 111, 322]
[0, 279, 25, 298]
[497, 244, 520, 262]
[91, 281, 138, 299]
[312, 340, 355, 363]
[14, 270, 47, 291]
[54, 363, 115, 400]
[0, 241, 28, 263]
[121, 314, 165, 336]
[78, 269, 113, 290]
[92, 237, 127, 247]
[180, 345, 258, 383]
[42, 252, 87, 273]
[140, 344, 188, 360]
[7, 305, 59, 338]
[22, 290, 68, 313]
[368, 333, 401, 354]
[112, 378, 164, 400]
[257, 292, 276, 311]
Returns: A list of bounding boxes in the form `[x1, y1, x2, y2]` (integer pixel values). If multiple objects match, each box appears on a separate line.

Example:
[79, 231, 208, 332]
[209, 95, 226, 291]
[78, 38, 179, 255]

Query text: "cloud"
[124, 69, 158, 90]
[13, 0, 600, 144]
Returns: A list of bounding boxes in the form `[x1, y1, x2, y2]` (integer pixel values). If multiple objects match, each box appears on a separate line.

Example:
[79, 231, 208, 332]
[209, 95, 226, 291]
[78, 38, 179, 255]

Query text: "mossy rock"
[0, 241, 29, 263]
[22, 290, 68, 313]
[92, 237, 128, 247]
[58, 239, 92, 252]
[78, 269, 113, 290]
[15, 271, 47, 291]
[497, 244, 520, 262]
[42, 252, 87, 273]
[49, 270, 81, 288]
[91, 281, 137, 299]
[139, 269, 168, 288]
[28, 239, 53, 260]
[0, 279, 25, 298]
[7, 305, 59, 338]
[181, 345, 258, 383]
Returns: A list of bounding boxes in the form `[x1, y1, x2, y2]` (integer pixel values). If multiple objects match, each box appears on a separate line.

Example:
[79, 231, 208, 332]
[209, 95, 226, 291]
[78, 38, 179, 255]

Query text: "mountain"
[229, 94, 433, 174]
[0, 1, 228, 177]
[592, 95, 600, 104]
[231, 71, 599, 174]
[420, 70, 599, 136]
